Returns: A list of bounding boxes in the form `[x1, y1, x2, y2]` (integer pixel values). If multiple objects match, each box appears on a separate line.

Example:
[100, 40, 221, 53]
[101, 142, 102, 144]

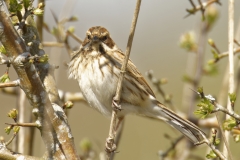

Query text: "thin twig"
[16, 88, 26, 154]
[5, 122, 39, 127]
[105, 0, 142, 158]
[223, 0, 234, 159]
[159, 135, 184, 159]
[145, 70, 175, 111]
[67, 30, 83, 44]
[211, 101, 240, 121]
[42, 42, 65, 47]
[195, 139, 227, 160]
[185, 0, 221, 18]
[0, 79, 20, 88]
[209, 47, 240, 63]
[5, 133, 17, 146]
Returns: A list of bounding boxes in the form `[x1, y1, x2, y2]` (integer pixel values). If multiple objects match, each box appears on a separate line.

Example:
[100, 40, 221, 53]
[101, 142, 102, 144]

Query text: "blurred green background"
[1, 0, 240, 159]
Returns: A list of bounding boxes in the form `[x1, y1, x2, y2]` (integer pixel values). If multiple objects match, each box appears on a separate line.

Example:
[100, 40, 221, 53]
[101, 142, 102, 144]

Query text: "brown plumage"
[68, 26, 206, 144]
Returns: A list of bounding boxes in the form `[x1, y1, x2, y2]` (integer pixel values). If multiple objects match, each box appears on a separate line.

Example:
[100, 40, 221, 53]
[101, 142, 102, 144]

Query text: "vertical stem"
[36, 0, 44, 41]
[106, 0, 142, 159]
[223, 0, 234, 159]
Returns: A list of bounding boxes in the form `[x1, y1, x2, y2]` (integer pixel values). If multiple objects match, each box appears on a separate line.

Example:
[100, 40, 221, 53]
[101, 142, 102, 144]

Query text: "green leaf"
[0, 72, 10, 83]
[228, 93, 236, 104]
[38, 54, 48, 63]
[9, 0, 22, 13]
[13, 126, 20, 134]
[211, 49, 219, 59]
[214, 138, 220, 145]
[80, 138, 92, 152]
[206, 150, 217, 159]
[0, 45, 7, 55]
[4, 126, 12, 135]
[223, 118, 237, 131]
[68, 26, 75, 33]
[179, 31, 197, 52]
[203, 64, 218, 76]
[23, 0, 30, 9]
[7, 109, 18, 120]
[194, 98, 214, 119]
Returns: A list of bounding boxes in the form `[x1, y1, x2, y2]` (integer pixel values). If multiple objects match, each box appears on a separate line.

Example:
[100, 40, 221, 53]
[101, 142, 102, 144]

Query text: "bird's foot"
[105, 137, 117, 153]
[112, 98, 122, 111]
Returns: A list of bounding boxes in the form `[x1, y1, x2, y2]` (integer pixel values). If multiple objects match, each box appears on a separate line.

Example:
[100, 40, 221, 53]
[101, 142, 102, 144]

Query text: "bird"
[68, 26, 206, 144]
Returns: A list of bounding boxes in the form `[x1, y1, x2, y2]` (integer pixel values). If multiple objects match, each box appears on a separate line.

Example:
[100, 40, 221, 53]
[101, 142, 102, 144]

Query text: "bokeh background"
[1, 0, 240, 159]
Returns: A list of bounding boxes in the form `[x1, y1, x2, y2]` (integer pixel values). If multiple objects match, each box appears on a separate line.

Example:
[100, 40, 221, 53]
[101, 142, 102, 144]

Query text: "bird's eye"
[102, 36, 107, 41]
[87, 35, 91, 40]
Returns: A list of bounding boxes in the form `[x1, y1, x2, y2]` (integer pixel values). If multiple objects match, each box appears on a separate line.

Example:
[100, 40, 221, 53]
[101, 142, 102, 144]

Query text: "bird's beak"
[92, 36, 99, 42]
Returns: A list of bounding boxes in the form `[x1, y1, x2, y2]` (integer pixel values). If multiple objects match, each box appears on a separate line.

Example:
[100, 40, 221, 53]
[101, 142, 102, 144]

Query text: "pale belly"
[70, 52, 153, 117]
[77, 58, 119, 116]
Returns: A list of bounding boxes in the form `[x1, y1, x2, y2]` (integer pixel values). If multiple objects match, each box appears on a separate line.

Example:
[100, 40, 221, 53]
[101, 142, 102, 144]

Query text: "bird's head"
[82, 26, 116, 51]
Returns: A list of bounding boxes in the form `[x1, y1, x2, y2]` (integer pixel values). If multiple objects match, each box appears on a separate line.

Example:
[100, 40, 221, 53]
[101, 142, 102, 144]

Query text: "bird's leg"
[105, 117, 124, 153]
[116, 117, 124, 131]
[112, 97, 122, 111]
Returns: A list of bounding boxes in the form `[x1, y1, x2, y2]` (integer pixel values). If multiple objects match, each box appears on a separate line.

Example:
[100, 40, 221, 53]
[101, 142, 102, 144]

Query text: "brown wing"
[112, 50, 156, 98]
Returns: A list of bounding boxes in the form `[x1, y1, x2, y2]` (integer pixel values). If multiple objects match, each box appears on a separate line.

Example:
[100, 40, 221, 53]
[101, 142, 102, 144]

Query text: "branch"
[67, 30, 83, 44]
[196, 138, 227, 160]
[212, 102, 240, 121]
[158, 136, 184, 159]
[0, 1, 79, 159]
[208, 47, 240, 64]
[58, 89, 86, 102]
[0, 141, 41, 160]
[185, 0, 221, 18]
[223, 0, 235, 159]
[145, 70, 175, 110]
[0, 79, 20, 88]
[105, 0, 142, 158]
[42, 42, 65, 47]
[5, 122, 39, 127]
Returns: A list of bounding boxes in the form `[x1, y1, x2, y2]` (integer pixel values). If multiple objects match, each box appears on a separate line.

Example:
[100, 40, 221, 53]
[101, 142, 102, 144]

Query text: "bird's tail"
[157, 102, 206, 144]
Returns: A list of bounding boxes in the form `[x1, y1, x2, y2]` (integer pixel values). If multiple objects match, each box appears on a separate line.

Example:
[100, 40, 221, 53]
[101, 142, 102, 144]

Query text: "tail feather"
[158, 102, 206, 144]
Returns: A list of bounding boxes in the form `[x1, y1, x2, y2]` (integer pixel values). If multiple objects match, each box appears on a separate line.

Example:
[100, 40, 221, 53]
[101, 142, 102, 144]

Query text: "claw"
[105, 137, 117, 153]
[112, 98, 122, 111]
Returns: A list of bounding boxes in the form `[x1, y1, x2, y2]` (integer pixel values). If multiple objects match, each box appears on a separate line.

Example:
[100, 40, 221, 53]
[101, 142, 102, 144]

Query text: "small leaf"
[194, 98, 214, 119]
[182, 74, 194, 83]
[0, 45, 7, 55]
[214, 138, 220, 145]
[228, 93, 236, 104]
[23, 0, 30, 9]
[203, 64, 218, 76]
[211, 49, 219, 59]
[68, 26, 75, 33]
[64, 101, 74, 109]
[38, 2, 45, 9]
[7, 109, 18, 120]
[179, 31, 197, 52]
[4, 126, 12, 135]
[9, 0, 22, 13]
[33, 8, 44, 16]
[80, 138, 92, 152]
[206, 150, 217, 159]
[0, 72, 10, 83]
[223, 118, 237, 131]
[38, 54, 48, 63]
[68, 16, 78, 22]
[208, 39, 215, 47]
[13, 126, 20, 134]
